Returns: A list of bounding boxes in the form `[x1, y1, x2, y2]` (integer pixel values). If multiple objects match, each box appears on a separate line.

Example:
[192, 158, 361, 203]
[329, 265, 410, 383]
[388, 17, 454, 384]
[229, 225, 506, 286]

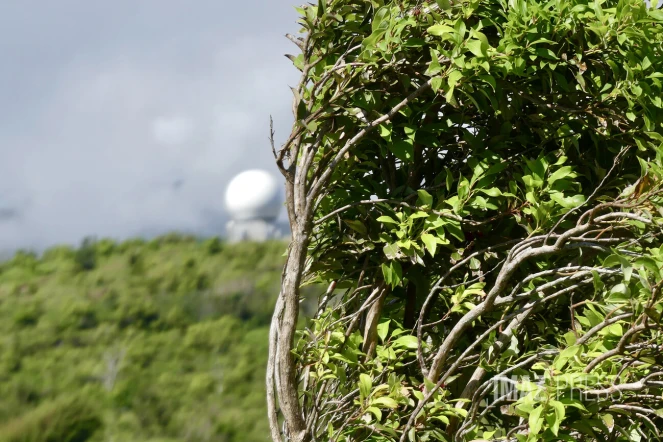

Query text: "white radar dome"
[225, 169, 283, 221]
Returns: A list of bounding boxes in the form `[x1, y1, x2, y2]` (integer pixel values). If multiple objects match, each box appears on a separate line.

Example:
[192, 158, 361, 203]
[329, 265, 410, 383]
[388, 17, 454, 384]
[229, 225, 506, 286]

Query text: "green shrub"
[73, 238, 97, 272]
[0, 234, 293, 442]
[0, 395, 102, 442]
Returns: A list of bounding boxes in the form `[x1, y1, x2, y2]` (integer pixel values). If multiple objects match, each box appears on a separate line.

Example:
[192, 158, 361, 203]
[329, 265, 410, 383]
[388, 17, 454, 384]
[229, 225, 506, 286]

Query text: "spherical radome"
[225, 170, 283, 221]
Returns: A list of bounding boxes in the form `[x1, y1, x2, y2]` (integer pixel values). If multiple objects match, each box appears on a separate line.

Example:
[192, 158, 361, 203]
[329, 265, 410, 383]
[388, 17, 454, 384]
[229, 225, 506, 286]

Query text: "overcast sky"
[0, 1, 300, 251]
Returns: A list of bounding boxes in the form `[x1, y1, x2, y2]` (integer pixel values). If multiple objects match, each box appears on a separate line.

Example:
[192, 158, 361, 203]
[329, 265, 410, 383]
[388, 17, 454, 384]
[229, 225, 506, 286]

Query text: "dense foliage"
[269, 0, 663, 441]
[0, 235, 293, 442]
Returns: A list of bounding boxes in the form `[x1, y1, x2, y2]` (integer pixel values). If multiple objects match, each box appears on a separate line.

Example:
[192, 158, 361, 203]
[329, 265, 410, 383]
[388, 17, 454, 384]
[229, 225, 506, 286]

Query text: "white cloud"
[152, 116, 195, 146]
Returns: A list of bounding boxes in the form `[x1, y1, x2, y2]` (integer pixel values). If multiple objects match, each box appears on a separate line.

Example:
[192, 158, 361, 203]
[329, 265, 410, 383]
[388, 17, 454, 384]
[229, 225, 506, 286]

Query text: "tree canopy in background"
[268, 0, 663, 441]
[0, 236, 295, 442]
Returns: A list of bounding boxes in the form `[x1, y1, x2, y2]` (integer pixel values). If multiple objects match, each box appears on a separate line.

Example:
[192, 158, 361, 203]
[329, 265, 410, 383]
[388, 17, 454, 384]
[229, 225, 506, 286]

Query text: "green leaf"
[417, 189, 433, 207]
[379, 124, 392, 140]
[426, 53, 443, 76]
[554, 345, 580, 371]
[296, 97, 308, 119]
[529, 405, 544, 435]
[443, 220, 465, 241]
[649, 8, 663, 20]
[435, 0, 452, 9]
[559, 398, 587, 411]
[366, 406, 382, 421]
[389, 139, 414, 162]
[431, 76, 443, 92]
[408, 427, 416, 442]
[478, 187, 502, 197]
[478, 74, 496, 91]
[359, 373, 372, 401]
[535, 47, 557, 60]
[391, 261, 402, 287]
[466, 39, 487, 58]
[548, 166, 574, 185]
[447, 70, 463, 86]
[563, 330, 577, 346]
[410, 211, 429, 219]
[371, 7, 390, 32]
[377, 215, 398, 224]
[393, 335, 419, 349]
[547, 400, 565, 436]
[645, 307, 661, 323]
[371, 396, 399, 409]
[421, 233, 437, 257]
[603, 254, 623, 268]
[607, 283, 631, 303]
[383, 243, 400, 260]
[433, 415, 450, 424]
[427, 24, 454, 37]
[344, 220, 367, 235]
[445, 83, 457, 106]
[305, 120, 319, 132]
[377, 320, 390, 343]
[445, 168, 454, 192]
[576, 72, 586, 90]
[550, 192, 585, 209]
[382, 261, 402, 288]
[381, 263, 392, 286]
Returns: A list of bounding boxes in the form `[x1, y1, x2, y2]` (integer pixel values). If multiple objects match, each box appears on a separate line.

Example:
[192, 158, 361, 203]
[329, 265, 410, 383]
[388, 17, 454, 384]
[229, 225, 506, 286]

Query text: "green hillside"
[0, 235, 302, 442]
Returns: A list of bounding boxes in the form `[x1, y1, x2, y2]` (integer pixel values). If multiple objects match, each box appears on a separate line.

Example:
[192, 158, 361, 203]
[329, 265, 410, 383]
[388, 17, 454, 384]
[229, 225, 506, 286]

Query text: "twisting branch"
[544, 146, 629, 245]
[268, 32, 449, 442]
[584, 322, 649, 373]
[415, 239, 522, 376]
[427, 220, 593, 383]
[584, 372, 663, 396]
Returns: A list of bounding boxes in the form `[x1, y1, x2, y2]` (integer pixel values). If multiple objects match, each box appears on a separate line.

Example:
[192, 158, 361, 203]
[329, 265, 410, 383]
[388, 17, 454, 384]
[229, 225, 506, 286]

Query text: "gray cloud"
[0, 1, 301, 251]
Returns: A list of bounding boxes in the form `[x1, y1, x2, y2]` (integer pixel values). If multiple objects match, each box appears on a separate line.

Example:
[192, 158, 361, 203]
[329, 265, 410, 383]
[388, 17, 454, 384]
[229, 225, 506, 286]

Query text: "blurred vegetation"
[0, 234, 311, 442]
